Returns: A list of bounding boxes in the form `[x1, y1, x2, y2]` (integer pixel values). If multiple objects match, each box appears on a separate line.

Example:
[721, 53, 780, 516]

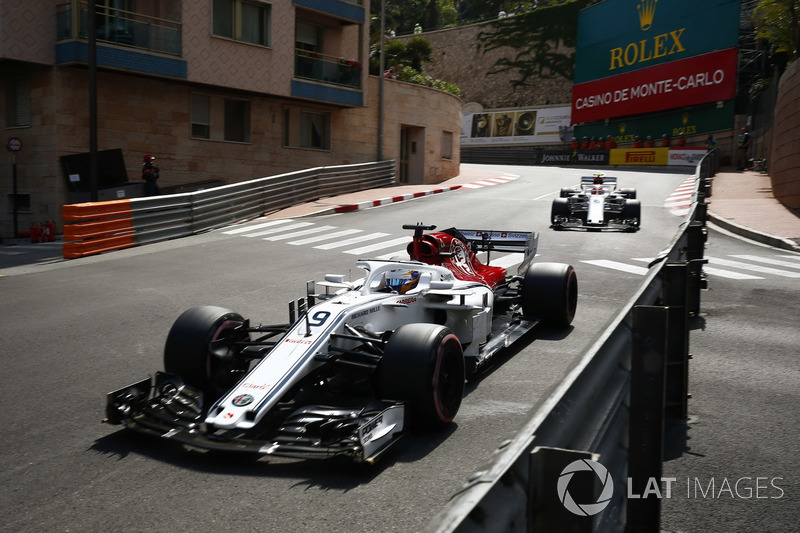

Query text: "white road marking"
[262, 225, 338, 241]
[241, 221, 315, 237]
[344, 237, 413, 255]
[729, 255, 800, 269]
[314, 232, 390, 250]
[288, 228, 362, 245]
[581, 259, 649, 275]
[707, 256, 800, 278]
[222, 219, 294, 234]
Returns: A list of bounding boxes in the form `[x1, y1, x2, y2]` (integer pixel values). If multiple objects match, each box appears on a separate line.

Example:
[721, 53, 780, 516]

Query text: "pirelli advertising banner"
[571, 0, 741, 124]
[608, 147, 669, 166]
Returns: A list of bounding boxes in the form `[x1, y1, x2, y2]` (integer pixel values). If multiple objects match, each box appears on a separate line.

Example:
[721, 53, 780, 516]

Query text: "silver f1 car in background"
[105, 223, 578, 463]
[551, 174, 640, 231]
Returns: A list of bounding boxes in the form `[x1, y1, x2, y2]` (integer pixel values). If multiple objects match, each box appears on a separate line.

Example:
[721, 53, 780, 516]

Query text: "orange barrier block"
[62, 199, 133, 221]
[62, 233, 136, 259]
[63, 217, 135, 241]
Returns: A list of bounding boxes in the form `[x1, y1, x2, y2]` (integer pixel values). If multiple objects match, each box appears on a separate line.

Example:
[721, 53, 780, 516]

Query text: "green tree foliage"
[753, 0, 799, 61]
[476, 0, 601, 86]
[397, 66, 462, 96]
[370, 37, 460, 96]
[370, 0, 541, 34]
[373, 38, 433, 72]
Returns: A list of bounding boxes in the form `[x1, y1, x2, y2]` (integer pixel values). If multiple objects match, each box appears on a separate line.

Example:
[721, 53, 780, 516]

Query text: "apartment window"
[441, 131, 453, 160]
[5, 77, 31, 128]
[283, 107, 330, 150]
[191, 93, 251, 143]
[213, 0, 271, 47]
[295, 22, 321, 52]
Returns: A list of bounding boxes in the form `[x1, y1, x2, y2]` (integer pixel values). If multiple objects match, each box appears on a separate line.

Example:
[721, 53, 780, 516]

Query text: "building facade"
[0, 0, 460, 238]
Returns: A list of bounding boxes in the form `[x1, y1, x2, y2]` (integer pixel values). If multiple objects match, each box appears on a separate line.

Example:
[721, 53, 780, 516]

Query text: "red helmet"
[143, 154, 155, 163]
[593, 176, 604, 184]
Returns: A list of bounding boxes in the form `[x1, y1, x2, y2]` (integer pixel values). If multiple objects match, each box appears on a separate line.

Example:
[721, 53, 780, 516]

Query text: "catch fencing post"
[628, 306, 668, 533]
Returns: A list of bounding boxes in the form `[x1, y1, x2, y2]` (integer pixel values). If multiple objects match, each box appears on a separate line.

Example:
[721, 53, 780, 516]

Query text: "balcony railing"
[295, 50, 362, 89]
[57, 1, 182, 56]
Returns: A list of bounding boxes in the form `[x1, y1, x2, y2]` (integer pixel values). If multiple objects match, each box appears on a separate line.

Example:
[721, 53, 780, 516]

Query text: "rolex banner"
[571, 0, 741, 124]
[572, 47, 738, 124]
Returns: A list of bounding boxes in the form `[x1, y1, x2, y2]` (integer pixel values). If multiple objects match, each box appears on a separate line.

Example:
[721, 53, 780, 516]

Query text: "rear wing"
[581, 175, 618, 186]
[449, 228, 538, 276]
[453, 229, 538, 255]
[403, 223, 538, 276]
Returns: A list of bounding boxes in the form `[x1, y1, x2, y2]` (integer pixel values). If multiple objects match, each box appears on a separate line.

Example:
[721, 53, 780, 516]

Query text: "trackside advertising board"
[461, 106, 572, 146]
[571, 0, 741, 124]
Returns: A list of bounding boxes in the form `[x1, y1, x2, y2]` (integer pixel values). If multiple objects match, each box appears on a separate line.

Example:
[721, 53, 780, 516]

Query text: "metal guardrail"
[423, 152, 717, 533]
[62, 160, 395, 258]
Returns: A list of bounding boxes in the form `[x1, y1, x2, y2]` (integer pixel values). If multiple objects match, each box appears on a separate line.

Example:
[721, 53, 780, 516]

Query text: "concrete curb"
[332, 185, 463, 213]
[708, 212, 800, 252]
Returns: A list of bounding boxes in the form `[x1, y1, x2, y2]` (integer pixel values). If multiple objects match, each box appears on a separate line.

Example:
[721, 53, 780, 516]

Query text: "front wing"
[105, 372, 406, 463]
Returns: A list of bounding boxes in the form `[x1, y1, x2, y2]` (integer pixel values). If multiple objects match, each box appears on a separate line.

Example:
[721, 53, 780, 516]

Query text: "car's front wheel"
[551, 198, 569, 225]
[163, 306, 251, 402]
[378, 324, 465, 428]
[622, 199, 641, 229]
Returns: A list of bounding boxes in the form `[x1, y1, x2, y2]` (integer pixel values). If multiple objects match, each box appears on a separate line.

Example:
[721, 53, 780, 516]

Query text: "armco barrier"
[423, 152, 716, 533]
[62, 161, 395, 258]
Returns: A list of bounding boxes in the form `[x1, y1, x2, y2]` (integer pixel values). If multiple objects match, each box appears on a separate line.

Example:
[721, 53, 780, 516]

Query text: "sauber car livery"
[104, 224, 578, 463]
[551, 174, 640, 231]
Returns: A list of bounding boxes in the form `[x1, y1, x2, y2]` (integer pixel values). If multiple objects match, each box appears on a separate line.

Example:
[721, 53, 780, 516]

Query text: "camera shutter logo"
[557, 459, 614, 516]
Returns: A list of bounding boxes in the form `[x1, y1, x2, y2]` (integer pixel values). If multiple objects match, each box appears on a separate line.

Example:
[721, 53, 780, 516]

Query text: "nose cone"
[206, 394, 257, 429]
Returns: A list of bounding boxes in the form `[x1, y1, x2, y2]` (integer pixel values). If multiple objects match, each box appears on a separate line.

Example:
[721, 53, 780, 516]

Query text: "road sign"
[7, 137, 23, 152]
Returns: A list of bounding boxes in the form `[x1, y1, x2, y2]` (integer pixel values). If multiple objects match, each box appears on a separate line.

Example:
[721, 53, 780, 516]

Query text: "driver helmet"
[143, 154, 156, 163]
[385, 269, 420, 294]
[593, 176, 604, 184]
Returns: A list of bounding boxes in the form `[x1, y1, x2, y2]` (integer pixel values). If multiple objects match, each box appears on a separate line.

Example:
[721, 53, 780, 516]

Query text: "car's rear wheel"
[522, 263, 578, 328]
[378, 324, 465, 428]
[164, 306, 250, 401]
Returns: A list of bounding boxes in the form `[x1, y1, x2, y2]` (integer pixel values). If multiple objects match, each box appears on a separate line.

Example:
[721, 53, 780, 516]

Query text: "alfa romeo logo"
[557, 459, 614, 516]
[232, 394, 254, 407]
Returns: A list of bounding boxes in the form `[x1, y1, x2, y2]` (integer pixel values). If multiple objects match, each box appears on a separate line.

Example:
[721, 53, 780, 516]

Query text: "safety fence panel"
[62, 160, 395, 258]
[423, 151, 717, 533]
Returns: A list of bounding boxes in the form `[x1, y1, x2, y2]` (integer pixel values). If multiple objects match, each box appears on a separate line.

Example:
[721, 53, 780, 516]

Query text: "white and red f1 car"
[105, 224, 577, 463]
[551, 174, 640, 231]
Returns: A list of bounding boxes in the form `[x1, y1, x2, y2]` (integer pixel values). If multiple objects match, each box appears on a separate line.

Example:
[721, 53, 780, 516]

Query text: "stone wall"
[395, 20, 574, 109]
[0, 66, 460, 236]
[770, 59, 800, 210]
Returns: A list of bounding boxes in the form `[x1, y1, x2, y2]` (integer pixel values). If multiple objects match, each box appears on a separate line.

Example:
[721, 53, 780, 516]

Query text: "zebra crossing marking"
[344, 237, 414, 256]
[242, 221, 315, 238]
[222, 219, 294, 235]
[707, 256, 800, 278]
[728, 255, 800, 269]
[288, 228, 362, 245]
[581, 259, 649, 276]
[262, 225, 338, 241]
[221, 219, 797, 282]
[314, 232, 390, 250]
[702, 266, 763, 280]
